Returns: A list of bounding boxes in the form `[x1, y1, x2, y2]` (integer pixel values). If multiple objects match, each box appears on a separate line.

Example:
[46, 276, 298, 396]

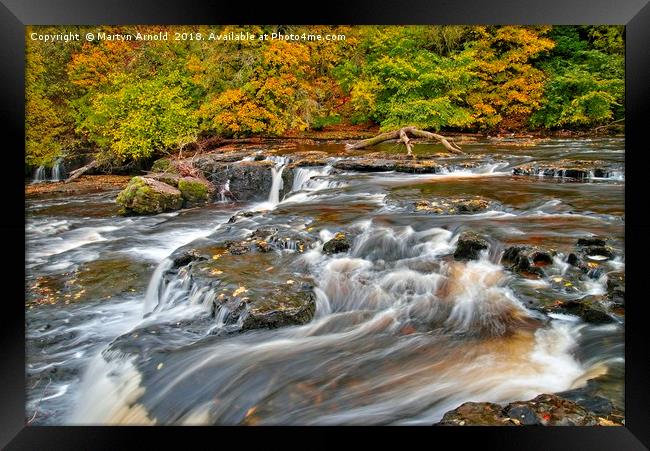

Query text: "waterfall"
[267, 157, 289, 205]
[33, 166, 47, 184]
[291, 166, 333, 192]
[32, 158, 65, 183]
[143, 258, 174, 314]
[218, 179, 232, 203]
[51, 158, 64, 181]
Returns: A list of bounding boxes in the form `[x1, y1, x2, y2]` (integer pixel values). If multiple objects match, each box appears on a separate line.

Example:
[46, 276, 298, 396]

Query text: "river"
[25, 137, 625, 425]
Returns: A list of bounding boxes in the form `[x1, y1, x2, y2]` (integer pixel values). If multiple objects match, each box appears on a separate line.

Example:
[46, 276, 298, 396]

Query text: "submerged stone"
[414, 196, 492, 215]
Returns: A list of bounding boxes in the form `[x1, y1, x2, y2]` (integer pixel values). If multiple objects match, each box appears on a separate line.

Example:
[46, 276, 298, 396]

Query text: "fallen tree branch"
[345, 126, 464, 155]
[64, 159, 99, 183]
[593, 118, 625, 131]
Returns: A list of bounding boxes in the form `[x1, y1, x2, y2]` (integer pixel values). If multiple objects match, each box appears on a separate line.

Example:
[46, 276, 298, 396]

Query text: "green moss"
[116, 176, 183, 215]
[151, 158, 179, 173]
[178, 177, 211, 206]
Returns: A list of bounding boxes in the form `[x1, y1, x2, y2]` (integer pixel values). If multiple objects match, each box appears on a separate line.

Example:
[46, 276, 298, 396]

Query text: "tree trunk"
[64, 159, 99, 183]
[345, 126, 464, 155]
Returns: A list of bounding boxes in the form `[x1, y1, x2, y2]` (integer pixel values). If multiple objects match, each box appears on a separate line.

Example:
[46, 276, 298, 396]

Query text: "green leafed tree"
[74, 71, 200, 163]
[334, 26, 477, 131]
[530, 26, 624, 129]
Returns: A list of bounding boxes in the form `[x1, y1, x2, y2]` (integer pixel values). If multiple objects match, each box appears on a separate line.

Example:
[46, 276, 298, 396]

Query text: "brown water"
[25, 138, 624, 425]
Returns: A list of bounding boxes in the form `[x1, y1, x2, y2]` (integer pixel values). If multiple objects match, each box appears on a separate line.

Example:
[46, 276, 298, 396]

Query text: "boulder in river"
[192, 157, 295, 202]
[453, 232, 488, 261]
[500, 245, 547, 277]
[177, 176, 213, 207]
[116, 176, 184, 215]
[435, 393, 615, 426]
[240, 288, 316, 331]
[323, 232, 351, 254]
[547, 297, 614, 324]
[606, 271, 625, 307]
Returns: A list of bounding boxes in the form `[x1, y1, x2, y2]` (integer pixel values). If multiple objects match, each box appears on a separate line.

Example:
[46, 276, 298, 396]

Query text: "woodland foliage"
[25, 25, 624, 167]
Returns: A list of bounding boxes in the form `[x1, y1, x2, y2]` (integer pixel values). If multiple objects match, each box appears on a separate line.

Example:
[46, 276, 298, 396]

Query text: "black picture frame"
[2, 0, 649, 448]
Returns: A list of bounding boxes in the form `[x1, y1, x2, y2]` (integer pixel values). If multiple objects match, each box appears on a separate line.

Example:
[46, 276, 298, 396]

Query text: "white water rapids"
[26, 139, 625, 425]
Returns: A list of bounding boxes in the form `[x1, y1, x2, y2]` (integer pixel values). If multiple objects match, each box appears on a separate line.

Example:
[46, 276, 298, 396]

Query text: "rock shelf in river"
[435, 392, 623, 426]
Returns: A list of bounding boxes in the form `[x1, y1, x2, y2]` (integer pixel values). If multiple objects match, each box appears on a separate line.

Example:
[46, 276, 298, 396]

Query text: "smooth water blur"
[25, 138, 624, 425]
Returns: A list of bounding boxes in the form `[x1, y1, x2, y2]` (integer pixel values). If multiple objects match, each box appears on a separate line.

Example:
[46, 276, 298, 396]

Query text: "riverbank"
[26, 175, 132, 198]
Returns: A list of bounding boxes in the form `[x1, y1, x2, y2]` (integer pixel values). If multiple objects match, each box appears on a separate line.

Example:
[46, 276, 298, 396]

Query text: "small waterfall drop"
[51, 158, 64, 181]
[218, 179, 232, 203]
[33, 166, 47, 184]
[268, 157, 289, 205]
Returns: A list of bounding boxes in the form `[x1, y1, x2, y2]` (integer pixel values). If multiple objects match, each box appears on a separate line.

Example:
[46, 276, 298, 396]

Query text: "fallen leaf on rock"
[233, 286, 248, 297]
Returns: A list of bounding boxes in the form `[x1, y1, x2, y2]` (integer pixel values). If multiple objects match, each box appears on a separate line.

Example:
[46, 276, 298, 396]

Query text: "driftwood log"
[64, 159, 99, 183]
[345, 126, 464, 155]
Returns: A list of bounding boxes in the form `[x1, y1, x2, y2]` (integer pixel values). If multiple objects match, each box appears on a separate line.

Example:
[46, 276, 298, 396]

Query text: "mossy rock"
[116, 176, 183, 215]
[151, 158, 179, 173]
[178, 177, 212, 207]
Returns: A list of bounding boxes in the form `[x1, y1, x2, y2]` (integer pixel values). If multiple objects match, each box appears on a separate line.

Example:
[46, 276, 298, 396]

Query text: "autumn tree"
[464, 26, 555, 130]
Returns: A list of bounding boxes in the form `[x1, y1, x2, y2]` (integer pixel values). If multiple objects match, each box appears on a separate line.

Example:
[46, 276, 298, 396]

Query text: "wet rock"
[240, 288, 316, 331]
[250, 228, 278, 240]
[255, 240, 272, 252]
[177, 176, 213, 207]
[577, 237, 607, 247]
[333, 158, 441, 173]
[512, 160, 617, 180]
[583, 246, 614, 261]
[556, 381, 615, 417]
[453, 232, 488, 261]
[228, 210, 261, 223]
[606, 272, 625, 307]
[323, 232, 351, 254]
[567, 253, 580, 266]
[503, 405, 542, 425]
[435, 394, 605, 426]
[224, 240, 251, 255]
[116, 176, 183, 215]
[193, 158, 294, 202]
[171, 249, 208, 268]
[435, 402, 513, 426]
[501, 246, 527, 266]
[550, 297, 614, 324]
[288, 151, 330, 168]
[505, 394, 598, 426]
[500, 246, 546, 277]
[531, 251, 553, 266]
[415, 196, 492, 215]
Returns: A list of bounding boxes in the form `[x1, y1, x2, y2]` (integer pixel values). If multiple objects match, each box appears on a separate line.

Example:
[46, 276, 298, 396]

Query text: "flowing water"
[25, 138, 624, 425]
[31, 159, 65, 184]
